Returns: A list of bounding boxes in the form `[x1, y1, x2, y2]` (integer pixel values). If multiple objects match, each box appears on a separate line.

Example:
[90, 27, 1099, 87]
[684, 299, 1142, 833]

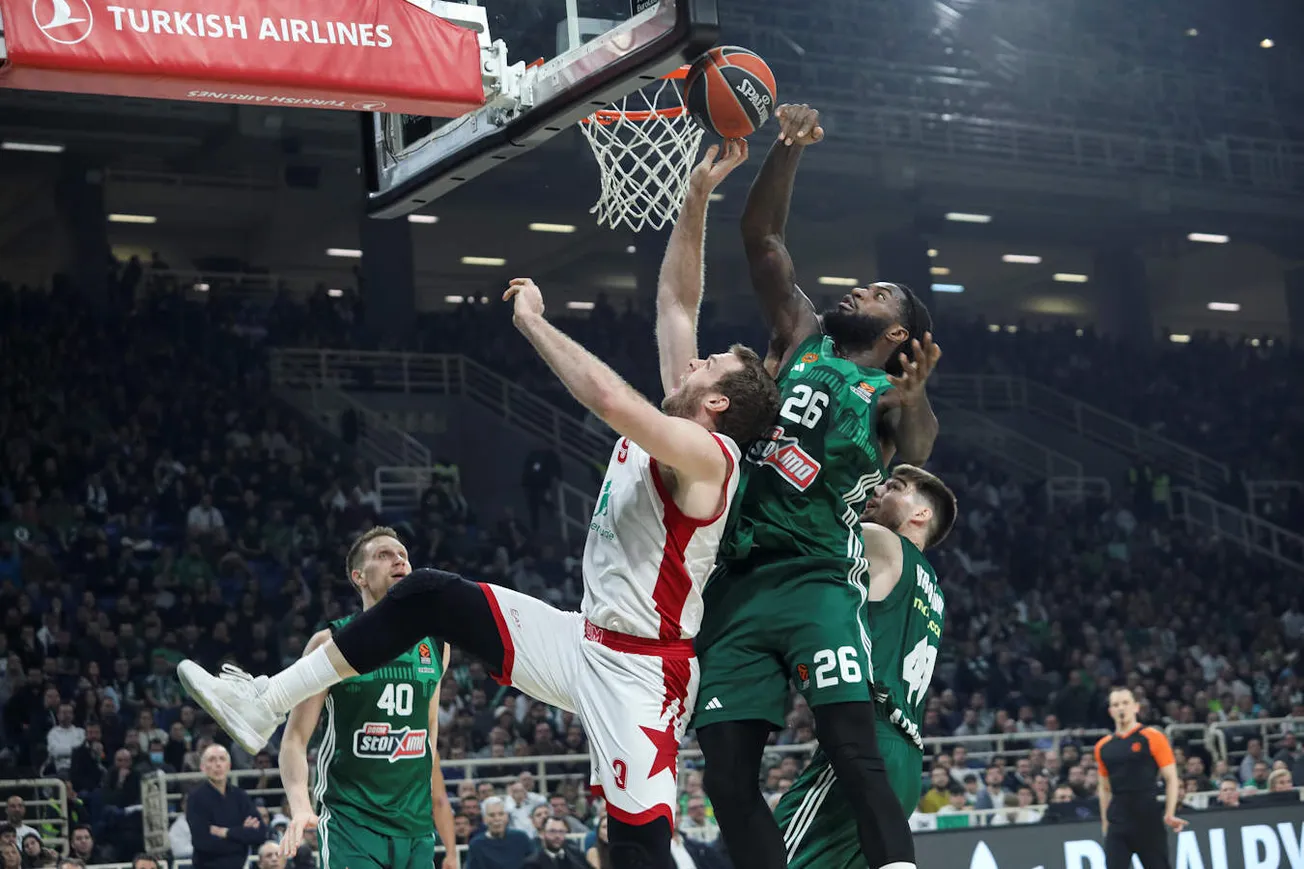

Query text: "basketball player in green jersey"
[779, 465, 956, 869]
[277, 527, 459, 869]
[694, 102, 942, 869]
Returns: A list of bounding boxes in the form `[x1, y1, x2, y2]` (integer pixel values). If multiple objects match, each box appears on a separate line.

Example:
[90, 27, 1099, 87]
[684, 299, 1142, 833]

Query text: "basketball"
[684, 46, 778, 139]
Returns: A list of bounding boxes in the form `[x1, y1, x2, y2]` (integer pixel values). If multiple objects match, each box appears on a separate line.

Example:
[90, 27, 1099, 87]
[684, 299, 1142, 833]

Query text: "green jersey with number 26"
[315, 615, 444, 837]
[719, 333, 894, 567]
[868, 535, 944, 748]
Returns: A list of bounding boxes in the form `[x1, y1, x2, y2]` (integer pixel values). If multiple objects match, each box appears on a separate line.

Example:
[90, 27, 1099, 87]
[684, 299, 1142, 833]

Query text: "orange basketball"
[684, 46, 777, 138]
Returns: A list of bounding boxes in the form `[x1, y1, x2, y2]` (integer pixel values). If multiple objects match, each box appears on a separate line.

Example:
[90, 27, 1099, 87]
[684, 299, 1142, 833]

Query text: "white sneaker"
[177, 660, 284, 754]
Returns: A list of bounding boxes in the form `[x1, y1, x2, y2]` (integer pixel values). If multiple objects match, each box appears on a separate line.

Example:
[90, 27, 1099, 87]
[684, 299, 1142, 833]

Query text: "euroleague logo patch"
[795, 663, 811, 690]
[32, 0, 94, 44]
[353, 722, 427, 762]
[417, 642, 433, 666]
[800, 352, 819, 364]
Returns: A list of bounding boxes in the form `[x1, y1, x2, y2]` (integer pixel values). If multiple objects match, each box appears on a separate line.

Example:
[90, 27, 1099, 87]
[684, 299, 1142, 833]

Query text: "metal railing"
[936, 401, 1083, 480]
[373, 466, 435, 515]
[1209, 716, 1304, 765]
[1245, 479, 1304, 520]
[1046, 476, 1112, 507]
[931, 374, 1232, 490]
[557, 481, 597, 545]
[271, 350, 612, 471]
[302, 386, 432, 471]
[1171, 487, 1304, 572]
[0, 778, 70, 853]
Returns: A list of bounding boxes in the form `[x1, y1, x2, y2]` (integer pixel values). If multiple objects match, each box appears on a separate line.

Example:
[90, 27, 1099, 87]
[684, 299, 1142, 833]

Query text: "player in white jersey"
[177, 142, 778, 869]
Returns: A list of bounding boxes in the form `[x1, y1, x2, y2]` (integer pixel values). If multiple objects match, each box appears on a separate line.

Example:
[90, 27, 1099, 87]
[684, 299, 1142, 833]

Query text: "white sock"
[261, 647, 342, 715]
[877, 863, 917, 869]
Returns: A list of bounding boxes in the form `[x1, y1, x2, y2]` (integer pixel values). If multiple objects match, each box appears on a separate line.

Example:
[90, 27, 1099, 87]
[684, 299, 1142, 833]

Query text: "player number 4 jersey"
[868, 536, 944, 748]
[721, 333, 895, 566]
[316, 614, 444, 837]
[582, 433, 741, 641]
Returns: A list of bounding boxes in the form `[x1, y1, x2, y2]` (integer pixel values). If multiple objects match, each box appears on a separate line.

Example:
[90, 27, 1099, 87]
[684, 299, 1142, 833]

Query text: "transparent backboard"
[362, 0, 717, 218]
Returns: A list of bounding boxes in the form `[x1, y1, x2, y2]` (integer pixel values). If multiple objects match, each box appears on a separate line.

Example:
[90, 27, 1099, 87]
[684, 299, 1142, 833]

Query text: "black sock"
[699, 720, 788, 869]
[331, 568, 505, 674]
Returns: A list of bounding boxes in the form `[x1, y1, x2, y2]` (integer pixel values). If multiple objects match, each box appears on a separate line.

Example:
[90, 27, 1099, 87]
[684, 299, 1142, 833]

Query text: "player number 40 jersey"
[582, 433, 741, 641]
[316, 615, 443, 838]
[720, 333, 895, 566]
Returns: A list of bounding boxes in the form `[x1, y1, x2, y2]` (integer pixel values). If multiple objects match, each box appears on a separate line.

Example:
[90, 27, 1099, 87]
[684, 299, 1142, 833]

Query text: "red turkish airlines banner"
[0, 0, 484, 115]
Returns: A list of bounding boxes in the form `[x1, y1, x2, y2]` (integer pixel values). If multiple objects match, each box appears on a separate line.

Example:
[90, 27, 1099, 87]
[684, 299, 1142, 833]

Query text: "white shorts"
[479, 583, 699, 827]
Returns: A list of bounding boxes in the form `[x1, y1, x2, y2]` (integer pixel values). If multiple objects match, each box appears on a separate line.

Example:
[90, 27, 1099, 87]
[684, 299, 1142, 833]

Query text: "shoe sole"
[177, 661, 269, 755]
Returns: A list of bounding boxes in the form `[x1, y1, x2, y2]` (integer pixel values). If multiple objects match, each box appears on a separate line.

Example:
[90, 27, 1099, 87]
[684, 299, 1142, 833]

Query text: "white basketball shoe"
[177, 660, 284, 754]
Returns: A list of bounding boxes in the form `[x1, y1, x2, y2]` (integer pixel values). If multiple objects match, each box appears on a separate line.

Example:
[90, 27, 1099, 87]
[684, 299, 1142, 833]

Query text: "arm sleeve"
[1142, 727, 1175, 767]
[1094, 737, 1110, 778]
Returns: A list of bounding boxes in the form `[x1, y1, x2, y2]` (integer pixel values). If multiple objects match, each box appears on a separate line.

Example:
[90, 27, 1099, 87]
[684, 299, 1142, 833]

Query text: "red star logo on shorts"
[640, 722, 680, 780]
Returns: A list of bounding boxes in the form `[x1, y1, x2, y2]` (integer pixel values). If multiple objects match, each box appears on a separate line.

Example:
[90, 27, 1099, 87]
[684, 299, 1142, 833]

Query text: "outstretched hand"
[503, 278, 544, 325]
[885, 333, 941, 405]
[688, 139, 749, 197]
[775, 104, 824, 147]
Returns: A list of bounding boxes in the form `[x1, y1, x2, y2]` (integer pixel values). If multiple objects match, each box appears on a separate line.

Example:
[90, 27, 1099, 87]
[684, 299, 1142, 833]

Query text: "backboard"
[361, 0, 717, 218]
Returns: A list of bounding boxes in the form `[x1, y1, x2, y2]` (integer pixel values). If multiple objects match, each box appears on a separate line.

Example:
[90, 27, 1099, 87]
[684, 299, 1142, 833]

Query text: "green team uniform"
[315, 615, 445, 869]
[778, 537, 946, 869]
[695, 333, 895, 727]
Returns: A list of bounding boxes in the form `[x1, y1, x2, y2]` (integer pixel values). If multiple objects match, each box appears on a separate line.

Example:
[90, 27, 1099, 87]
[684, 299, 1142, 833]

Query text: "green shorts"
[776, 722, 922, 869]
[317, 810, 436, 869]
[694, 558, 874, 728]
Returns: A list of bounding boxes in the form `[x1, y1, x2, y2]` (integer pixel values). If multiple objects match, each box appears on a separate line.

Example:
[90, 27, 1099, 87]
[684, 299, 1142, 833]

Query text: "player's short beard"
[821, 307, 896, 352]
[661, 383, 704, 419]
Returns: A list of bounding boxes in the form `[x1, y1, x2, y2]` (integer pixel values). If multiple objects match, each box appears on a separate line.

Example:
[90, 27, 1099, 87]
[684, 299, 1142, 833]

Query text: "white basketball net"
[579, 75, 706, 233]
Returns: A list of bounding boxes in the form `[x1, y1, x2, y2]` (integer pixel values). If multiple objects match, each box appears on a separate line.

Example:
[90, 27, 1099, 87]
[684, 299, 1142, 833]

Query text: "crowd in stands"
[1, 273, 1301, 869]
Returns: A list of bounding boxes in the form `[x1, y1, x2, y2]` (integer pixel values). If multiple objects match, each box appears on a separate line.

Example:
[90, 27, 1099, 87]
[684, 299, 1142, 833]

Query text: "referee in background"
[1094, 688, 1187, 869]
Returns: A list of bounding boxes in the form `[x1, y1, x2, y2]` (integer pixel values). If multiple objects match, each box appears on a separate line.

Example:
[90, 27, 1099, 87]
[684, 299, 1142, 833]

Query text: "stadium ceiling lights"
[708, 193, 724, 202]
[930, 266, 951, 276]
[1169, 334, 1192, 343]
[1053, 273, 1089, 283]
[927, 249, 939, 258]
[407, 214, 439, 224]
[1188, 233, 1229, 244]
[326, 248, 362, 258]
[818, 276, 859, 287]
[626, 245, 638, 254]
[566, 301, 597, 311]
[945, 212, 992, 223]
[931, 283, 965, 293]
[1207, 302, 1241, 312]
[2, 141, 65, 153]
[461, 256, 506, 266]
[529, 223, 577, 233]
[108, 213, 157, 224]
[444, 295, 465, 303]
[193, 283, 210, 293]
[1002, 254, 1042, 264]
[1261, 38, 1274, 48]
[327, 289, 345, 298]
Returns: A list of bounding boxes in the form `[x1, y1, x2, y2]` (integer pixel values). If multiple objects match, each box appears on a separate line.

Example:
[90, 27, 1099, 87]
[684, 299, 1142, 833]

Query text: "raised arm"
[656, 140, 749, 396]
[430, 645, 459, 869]
[741, 104, 824, 368]
[506, 279, 727, 486]
[862, 522, 906, 602]
[278, 630, 331, 856]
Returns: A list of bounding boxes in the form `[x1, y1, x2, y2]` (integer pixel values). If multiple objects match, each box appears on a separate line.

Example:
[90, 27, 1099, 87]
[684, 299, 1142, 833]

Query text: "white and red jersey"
[580, 433, 741, 641]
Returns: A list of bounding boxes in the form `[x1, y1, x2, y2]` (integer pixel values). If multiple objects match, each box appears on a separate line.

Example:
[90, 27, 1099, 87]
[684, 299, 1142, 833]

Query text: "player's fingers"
[701, 143, 719, 167]
[502, 288, 516, 301]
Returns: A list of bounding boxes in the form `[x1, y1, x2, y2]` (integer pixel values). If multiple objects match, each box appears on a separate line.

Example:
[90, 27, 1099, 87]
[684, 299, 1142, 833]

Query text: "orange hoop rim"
[580, 65, 691, 126]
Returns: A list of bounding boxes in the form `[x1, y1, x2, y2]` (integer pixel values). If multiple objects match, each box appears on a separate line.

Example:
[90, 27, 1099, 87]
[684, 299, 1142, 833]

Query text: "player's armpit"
[604, 402, 729, 487]
[744, 238, 820, 366]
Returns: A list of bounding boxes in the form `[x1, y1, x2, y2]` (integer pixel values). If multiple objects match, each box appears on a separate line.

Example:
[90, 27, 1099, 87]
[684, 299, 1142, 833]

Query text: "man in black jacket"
[186, 745, 266, 869]
[522, 818, 586, 869]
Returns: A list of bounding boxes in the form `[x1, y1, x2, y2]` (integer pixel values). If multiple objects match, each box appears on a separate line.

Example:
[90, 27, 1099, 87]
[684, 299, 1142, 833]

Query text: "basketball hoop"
[579, 67, 706, 233]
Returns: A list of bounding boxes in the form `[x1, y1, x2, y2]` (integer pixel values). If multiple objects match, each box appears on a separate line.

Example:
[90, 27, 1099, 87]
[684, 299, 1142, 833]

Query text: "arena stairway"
[932, 373, 1304, 572]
